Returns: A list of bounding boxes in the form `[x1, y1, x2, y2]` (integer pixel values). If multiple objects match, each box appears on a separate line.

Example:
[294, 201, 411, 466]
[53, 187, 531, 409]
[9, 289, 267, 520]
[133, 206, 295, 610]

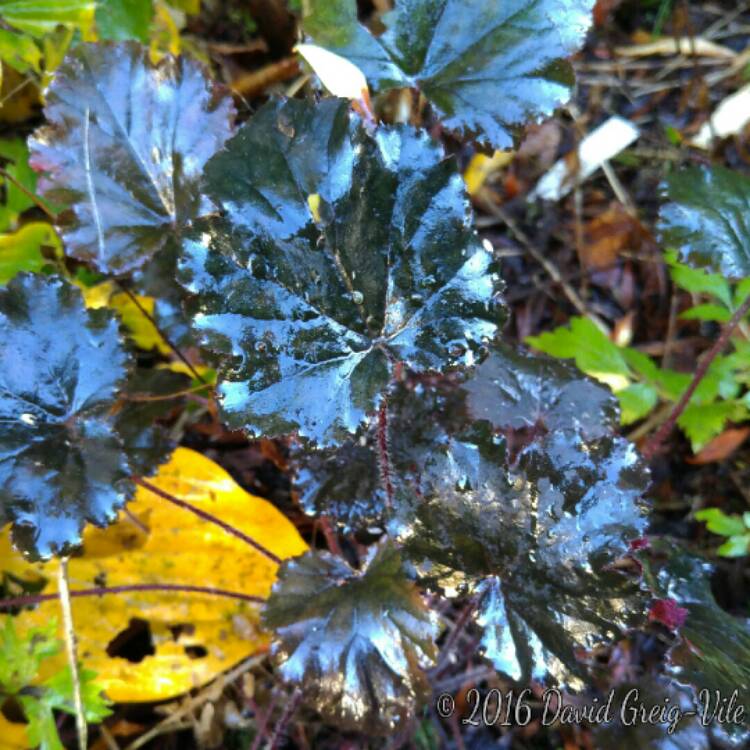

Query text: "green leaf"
[19, 695, 64, 750]
[0, 222, 59, 284]
[717, 534, 750, 557]
[695, 508, 747, 538]
[43, 666, 112, 722]
[638, 539, 750, 727]
[96, 0, 154, 42]
[0, 616, 60, 694]
[660, 166, 750, 278]
[678, 400, 742, 452]
[0, 28, 41, 74]
[0, 137, 39, 231]
[303, 0, 595, 148]
[618, 382, 659, 424]
[29, 42, 235, 274]
[263, 542, 438, 734]
[680, 303, 732, 323]
[666, 250, 733, 306]
[526, 316, 631, 391]
[0, 0, 95, 37]
[0, 274, 166, 559]
[178, 98, 504, 446]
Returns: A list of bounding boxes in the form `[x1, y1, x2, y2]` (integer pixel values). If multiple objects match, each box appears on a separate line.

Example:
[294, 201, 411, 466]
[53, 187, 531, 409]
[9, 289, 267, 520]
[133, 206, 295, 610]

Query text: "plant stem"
[133, 477, 282, 565]
[0, 583, 265, 610]
[58, 558, 87, 750]
[642, 292, 750, 460]
[376, 400, 394, 508]
[268, 688, 302, 750]
[0, 167, 58, 219]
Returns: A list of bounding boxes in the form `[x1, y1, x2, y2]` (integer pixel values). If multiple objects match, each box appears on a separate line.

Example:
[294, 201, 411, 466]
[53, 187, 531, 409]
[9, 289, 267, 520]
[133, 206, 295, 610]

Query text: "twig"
[125, 654, 266, 750]
[58, 558, 87, 750]
[433, 594, 482, 676]
[98, 723, 119, 750]
[642, 293, 750, 459]
[134, 477, 282, 565]
[232, 58, 300, 98]
[477, 198, 609, 334]
[117, 286, 207, 385]
[268, 688, 302, 750]
[249, 690, 279, 750]
[0, 583, 265, 610]
[0, 167, 57, 219]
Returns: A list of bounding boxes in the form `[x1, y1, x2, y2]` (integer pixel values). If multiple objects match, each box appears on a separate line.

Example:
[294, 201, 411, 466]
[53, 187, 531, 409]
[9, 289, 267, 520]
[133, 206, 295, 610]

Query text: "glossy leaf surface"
[660, 166, 750, 278]
[0, 274, 135, 559]
[303, 0, 595, 148]
[639, 539, 750, 720]
[29, 42, 234, 274]
[263, 542, 438, 734]
[1, 448, 309, 702]
[179, 98, 503, 445]
[389, 347, 648, 681]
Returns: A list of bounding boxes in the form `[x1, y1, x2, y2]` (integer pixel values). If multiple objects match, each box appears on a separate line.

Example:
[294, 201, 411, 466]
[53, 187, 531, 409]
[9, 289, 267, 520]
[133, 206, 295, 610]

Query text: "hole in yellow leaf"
[184, 645, 208, 660]
[106, 618, 156, 663]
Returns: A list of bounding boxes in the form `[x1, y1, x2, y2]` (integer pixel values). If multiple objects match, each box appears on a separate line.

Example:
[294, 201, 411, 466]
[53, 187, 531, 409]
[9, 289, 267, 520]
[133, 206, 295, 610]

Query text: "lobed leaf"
[263, 542, 438, 734]
[303, 0, 595, 148]
[178, 97, 503, 446]
[0, 274, 171, 559]
[660, 166, 750, 278]
[29, 42, 235, 274]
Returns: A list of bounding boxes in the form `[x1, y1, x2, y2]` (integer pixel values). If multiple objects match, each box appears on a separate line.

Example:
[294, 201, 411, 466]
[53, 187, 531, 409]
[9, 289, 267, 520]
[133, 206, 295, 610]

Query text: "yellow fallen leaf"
[81, 281, 171, 355]
[0, 448, 307, 702]
[0, 715, 29, 750]
[463, 150, 514, 196]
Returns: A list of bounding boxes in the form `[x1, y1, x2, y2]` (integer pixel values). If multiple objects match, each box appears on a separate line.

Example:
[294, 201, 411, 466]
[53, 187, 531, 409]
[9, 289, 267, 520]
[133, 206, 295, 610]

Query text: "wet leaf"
[1, 448, 308, 702]
[0, 274, 140, 559]
[638, 539, 750, 724]
[303, 0, 595, 148]
[97, 0, 154, 42]
[263, 542, 438, 734]
[389, 346, 648, 682]
[178, 98, 503, 446]
[660, 166, 750, 278]
[29, 42, 235, 274]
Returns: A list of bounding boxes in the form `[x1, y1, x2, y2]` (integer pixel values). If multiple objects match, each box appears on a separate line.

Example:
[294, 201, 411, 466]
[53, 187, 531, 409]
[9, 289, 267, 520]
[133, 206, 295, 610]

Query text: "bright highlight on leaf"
[29, 42, 235, 274]
[1, 447, 308, 702]
[179, 97, 503, 445]
[296, 43, 369, 101]
[303, 0, 595, 148]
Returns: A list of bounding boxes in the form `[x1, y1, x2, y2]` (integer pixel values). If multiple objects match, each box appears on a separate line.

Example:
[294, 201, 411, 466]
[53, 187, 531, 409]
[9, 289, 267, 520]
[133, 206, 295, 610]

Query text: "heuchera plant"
[0, 0, 748, 739]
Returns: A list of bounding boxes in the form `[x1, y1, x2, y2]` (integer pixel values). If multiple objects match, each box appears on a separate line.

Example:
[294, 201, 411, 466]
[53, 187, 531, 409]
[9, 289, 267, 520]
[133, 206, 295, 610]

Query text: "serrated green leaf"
[666, 250, 733, 306]
[0, 616, 59, 693]
[678, 400, 742, 452]
[179, 98, 503, 446]
[660, 166, 750, 278]
[42, 666, 112, 723]
[0, 274, 167, 559]
[0, 0, 95, 37]
[96, 0, 154, 42]
[29, 42, 235, 274]
[303, 0, 595, 148]
[263, 542, 438, 734]
[526, 316, 631, 391]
